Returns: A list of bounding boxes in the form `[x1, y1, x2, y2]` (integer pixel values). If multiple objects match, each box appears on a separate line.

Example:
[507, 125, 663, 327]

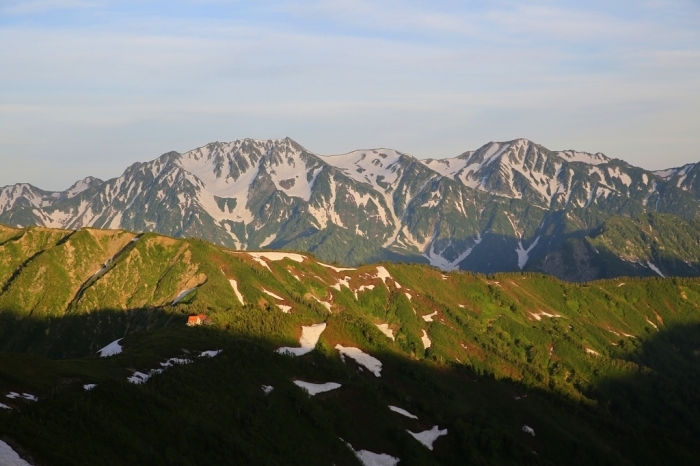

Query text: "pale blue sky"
[1, 0, 699, 190]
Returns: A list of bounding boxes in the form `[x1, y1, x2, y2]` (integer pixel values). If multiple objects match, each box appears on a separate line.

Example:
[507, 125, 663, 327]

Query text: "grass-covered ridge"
[0, 224, 699, 465]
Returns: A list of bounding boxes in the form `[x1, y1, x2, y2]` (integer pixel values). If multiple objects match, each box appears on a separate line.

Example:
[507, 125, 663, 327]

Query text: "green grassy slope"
[0, 225, 699, 465]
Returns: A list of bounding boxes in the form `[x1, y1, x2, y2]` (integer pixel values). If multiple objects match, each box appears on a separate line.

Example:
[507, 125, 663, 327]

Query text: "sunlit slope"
[0, 225, 699, 464]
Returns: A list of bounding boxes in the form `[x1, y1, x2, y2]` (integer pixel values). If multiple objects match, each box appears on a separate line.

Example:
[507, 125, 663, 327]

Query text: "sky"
[1, 0, 699, 190]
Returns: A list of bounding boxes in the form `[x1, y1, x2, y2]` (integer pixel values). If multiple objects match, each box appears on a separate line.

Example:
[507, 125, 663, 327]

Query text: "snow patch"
[247, 251, 306, 263]
[229, 279, 245, 304]
[335, 345, 383, 377]
[262, 288, 284, 300]
[389, 405, 418, 419]
[647, 261, 665, 277]
[0, 403, 11, 410]
[293, 380, 341, 395]
[83, 384, 97, 391]
[529, 311, 561, 321]
[312, 296, 333, 311]
[276, 323, 327, 356]
[0, 440, 33, 466]
[516, 236, 540, 270]
[407, 426, 448, 450]
[422, 311, 438, 322]
[376, 324, 395, 341]
[200, 350, 222, 357]
[98, 338, 123, 357]
[172, 287, 197, 305]
[319, 262, 356, 272]
[262, 385, 274, 394]
[344, 440, 400, 466]
[421, 329, 432, 349]
[522, 425, 536, 436]
[375, 266, 392, 284]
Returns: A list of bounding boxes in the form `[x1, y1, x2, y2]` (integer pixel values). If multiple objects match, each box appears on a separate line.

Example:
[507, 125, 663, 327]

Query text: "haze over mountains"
[2, 138, 699, 281]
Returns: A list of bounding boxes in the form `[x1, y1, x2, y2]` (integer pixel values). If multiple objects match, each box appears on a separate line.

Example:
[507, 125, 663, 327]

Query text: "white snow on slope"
[0, 403, 11, 410]
[422, 234, 482, 271]
[318, 262, 356, 272]
[556, 150, 609, 165]
[293, 380, 341, 395]
[407, 426, 448, 450]
[178, 143, 262, 225]
[98, 338, 123, 357]
[0, 440, 33, 466]
[277, 305, 292, 313]
[229, 279, 245, 304]
[530, 311, 561, 321]
[262, 385, 274, 394]
[172, 287, 198, 305]
[344, 440, 400, 466]
[128, 371, 152, 384]
[248, 252, 306, 263]
[6, 393, 37, 402]
[375, 266, 392, 284]
[83, 384, 97, 391]
[523, 425, 536, 436]
[422, 311, 438, 322]
[335, 345, 383, 377]
[389, 405, 418, 419]
[376, 324, 395, 341]
[276, 323, 327, 356]
[200, 350, 222, 357]
[262, 288, 284, 300]
[421, 330, 432, 349]
[259, 233, 277, 248]
[647, 261, 665, 277]
[516, 236, 540, 269]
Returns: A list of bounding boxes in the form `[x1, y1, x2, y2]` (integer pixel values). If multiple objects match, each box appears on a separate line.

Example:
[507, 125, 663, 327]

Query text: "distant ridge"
[1, 137, 699, 280]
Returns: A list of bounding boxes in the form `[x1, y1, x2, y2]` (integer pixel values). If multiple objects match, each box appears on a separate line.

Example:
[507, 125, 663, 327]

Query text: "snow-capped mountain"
[1, 138, 699, 280]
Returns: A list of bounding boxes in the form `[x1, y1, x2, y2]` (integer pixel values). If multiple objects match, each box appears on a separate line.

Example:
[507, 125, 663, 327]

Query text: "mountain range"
[2, 138, 700, 281]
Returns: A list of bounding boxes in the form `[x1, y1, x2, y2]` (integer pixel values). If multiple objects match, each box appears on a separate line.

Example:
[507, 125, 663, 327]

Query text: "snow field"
[0, 403, 11, 410]
[422, 311, 438, 322]
[83, 384, 97, 391]
[335, 345, 382, 377]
